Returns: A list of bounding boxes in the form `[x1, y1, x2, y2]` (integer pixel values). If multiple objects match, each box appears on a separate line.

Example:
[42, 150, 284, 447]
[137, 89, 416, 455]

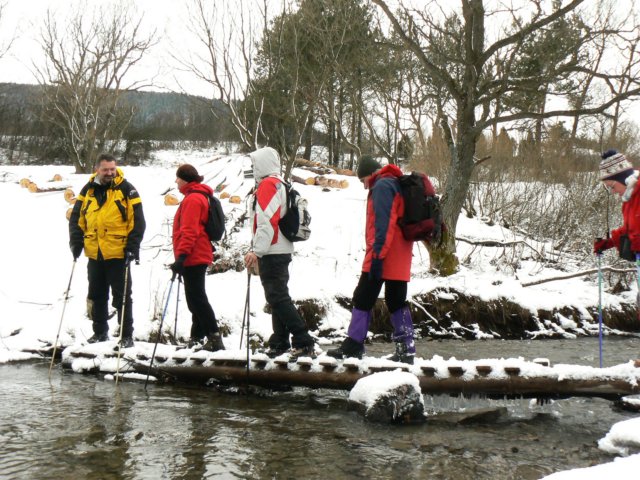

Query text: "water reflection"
[1, 337, 638, 479]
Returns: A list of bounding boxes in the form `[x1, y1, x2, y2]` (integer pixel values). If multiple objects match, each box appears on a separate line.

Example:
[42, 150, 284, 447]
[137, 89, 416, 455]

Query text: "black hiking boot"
[202, 333, 225, 352]
[288, 345, 316, 362]
[87, 333, 109, 344]
[119, 336, 134, 349]
[388, 342, 414, 365]
[326, 337, 364, 360]
[264, 347, 289, 358]
[187, 337, 204, 349]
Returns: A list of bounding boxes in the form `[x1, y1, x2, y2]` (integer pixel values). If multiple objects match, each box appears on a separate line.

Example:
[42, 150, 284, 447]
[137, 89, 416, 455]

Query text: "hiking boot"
[87, 333, 109, 344]
[326, 337, 364, 360]
[119, 336, 135, 349]
[388, 341, 414, 365]
[202, 333, 225, 352]
[289, 345, 316, 362]
[187, 337, 204, 349]
[263, 347, 289, 358]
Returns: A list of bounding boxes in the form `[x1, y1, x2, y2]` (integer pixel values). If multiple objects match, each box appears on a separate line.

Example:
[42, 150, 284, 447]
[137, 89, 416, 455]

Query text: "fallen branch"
[456, 236, 543, 259]
[522, 266, 635, 287]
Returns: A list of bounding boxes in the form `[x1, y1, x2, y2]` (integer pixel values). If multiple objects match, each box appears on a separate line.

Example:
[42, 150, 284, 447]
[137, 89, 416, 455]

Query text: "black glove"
[369, 257, 384, 282]
[170, 254, 187, 275]
[125, 249, 139, 265]
[71, 244, 83, 260]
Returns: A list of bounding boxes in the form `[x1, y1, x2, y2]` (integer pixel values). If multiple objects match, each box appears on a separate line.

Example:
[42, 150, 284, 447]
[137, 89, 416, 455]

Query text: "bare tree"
[373, 0, 640, 275]
[34, 3, 155, 173]
[0, 1, 14, 60]
[179, 0, 270, 153]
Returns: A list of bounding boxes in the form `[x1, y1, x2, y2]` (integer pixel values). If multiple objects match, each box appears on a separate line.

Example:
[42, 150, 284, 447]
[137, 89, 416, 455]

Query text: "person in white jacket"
[244, 147, 315, 358]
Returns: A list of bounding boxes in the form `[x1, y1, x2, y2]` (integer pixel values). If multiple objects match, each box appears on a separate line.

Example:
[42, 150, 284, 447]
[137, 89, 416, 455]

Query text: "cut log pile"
[20, 175, 69, 194]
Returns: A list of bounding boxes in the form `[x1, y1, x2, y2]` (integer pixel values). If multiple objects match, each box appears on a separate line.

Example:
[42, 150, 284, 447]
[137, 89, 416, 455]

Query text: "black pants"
[258, 254, 313, 349]
[352, 273, 407, 313]
[87, 258, 133, 337]
[181, 264, 219, 339]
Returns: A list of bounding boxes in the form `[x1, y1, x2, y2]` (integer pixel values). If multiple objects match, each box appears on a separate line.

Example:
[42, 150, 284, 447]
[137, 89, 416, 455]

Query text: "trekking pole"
[115, 261, 131, 385]
[239, 270, 251, 349]
[635, 253, 640, 323]
[173, 275, 181, 341]
[48, 259, 77, 377]
[145, 272, 177, 389]
[596, 250, 604, 368]
[245, 270, 251, 379]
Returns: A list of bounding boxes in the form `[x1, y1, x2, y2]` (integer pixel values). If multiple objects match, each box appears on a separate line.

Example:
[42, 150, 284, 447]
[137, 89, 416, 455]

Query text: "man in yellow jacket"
[69, 153, 146, 347]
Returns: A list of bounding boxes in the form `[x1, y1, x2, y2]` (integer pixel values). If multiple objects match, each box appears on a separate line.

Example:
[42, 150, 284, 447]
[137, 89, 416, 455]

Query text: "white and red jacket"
[249, 147, 293, 257]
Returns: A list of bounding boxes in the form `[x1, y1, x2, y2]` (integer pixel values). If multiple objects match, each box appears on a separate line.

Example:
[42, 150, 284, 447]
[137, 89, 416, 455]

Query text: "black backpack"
[191, 191, 226, 242]
[278, 182, 311, 242]
[397, 172, 443, 244]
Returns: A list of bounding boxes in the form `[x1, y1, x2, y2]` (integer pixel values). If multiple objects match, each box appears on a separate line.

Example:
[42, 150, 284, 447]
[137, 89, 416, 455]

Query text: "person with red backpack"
[171, 164, 225, 351]
[327, 155, 417, 364]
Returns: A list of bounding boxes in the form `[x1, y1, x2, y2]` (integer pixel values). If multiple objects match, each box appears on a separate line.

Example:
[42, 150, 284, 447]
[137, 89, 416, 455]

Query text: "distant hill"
[0, 83, 234, 141]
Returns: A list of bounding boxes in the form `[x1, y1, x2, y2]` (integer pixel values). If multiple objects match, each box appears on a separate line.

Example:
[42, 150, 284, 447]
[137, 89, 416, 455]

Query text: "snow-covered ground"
[1, 146, 639, 478]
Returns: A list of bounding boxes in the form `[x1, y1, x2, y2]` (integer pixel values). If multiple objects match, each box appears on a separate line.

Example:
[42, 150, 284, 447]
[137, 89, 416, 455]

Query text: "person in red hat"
[171, 164, 225, 351]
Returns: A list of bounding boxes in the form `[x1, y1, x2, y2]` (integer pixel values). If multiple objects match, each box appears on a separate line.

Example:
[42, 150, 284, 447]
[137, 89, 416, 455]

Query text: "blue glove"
[369, 258, 384, 281]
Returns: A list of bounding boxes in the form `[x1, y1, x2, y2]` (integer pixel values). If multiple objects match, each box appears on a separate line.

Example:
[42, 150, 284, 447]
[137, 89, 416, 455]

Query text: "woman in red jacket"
[594, 150, 640, 260]
[327, 156, 416, 364]
[171, 164, 225, 351]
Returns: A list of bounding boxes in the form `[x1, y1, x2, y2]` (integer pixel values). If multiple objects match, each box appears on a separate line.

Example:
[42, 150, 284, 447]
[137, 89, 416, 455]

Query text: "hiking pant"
[182, 264, 219, 339]
[87, 258, 133, 337]
[352, 273, 407, 313]
[258, 254, 313, 350]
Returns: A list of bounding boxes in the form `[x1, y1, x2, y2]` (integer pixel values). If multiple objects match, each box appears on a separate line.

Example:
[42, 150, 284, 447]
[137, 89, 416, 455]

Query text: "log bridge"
[57, 344, 640, 401]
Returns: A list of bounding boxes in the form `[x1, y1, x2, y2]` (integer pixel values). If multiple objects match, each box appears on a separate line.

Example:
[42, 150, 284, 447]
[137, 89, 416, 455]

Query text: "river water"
[1, 337, 639, 480]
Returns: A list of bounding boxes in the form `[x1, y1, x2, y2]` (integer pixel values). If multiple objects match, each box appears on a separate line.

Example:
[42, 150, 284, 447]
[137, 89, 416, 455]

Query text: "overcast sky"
[0, 0, 215, 96]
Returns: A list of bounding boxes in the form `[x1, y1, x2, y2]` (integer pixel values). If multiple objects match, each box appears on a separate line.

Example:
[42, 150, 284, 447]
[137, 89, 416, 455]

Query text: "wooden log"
[164, 194, 180, 206]
[291, 174, 307, 185]
[64, 188, 76, 204]
[315, 176, 329, 187]
[220, 191, 231, 199]
[131, 363, 640, 400]
[229, 196, 242, 204]
[52, 174, 63, 182]
[19, 178, 31, 188]
[304, 177, 316, 185]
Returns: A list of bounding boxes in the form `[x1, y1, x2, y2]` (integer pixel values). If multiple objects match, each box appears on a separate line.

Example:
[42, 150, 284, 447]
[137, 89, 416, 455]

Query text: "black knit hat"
[176, 164, 203, 183]
[357, 155, 381, 179]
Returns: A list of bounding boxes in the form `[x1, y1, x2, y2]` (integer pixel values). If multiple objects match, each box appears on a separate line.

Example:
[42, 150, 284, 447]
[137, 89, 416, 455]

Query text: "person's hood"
[179, 181, 213, 196]
[370, 164, 403, 186]
[249, 147, 281, 181]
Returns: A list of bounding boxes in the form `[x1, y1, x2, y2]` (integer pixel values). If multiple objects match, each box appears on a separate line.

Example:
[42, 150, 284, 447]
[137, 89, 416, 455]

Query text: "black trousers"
[182, 264, 219, 339]
[87, 258, 133, 337]
[258, 254, 313, 349]
[352, 273, 407, 313]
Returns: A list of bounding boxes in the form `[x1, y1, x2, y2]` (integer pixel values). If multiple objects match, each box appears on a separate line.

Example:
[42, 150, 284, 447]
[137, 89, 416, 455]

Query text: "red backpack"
[397, 172, 444, 245]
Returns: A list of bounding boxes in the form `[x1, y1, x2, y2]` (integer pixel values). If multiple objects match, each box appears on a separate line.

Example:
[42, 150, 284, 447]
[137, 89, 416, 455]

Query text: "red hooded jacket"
[611, 174, 640, 252]
[173, 182, 215, 266]
[362, 164, 413, 281]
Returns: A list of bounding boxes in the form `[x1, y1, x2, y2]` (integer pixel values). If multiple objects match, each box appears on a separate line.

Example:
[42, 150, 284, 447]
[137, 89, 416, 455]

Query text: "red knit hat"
[176, 164, 203, 183]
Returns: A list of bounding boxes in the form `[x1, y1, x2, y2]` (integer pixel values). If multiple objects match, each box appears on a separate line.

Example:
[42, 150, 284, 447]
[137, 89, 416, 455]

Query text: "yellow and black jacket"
[69, 168, 146, 260]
